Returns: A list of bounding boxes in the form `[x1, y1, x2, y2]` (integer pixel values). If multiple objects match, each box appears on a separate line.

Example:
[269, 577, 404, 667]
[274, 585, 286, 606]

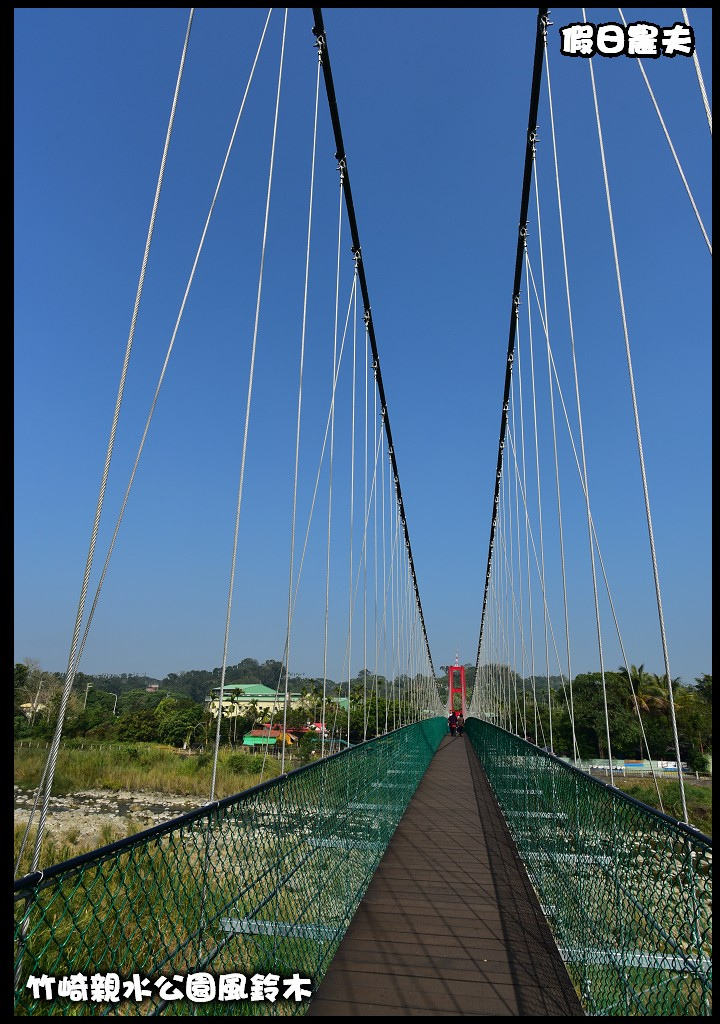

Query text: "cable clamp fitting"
[312, 28, 326, 63]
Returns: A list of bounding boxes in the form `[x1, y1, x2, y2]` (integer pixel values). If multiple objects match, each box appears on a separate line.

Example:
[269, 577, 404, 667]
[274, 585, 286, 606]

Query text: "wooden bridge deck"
[307, 733, 584, 1017]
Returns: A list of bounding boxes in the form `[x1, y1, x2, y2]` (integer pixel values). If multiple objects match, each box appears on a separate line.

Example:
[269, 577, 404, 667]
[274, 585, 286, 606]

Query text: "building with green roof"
[205, 682, 303, 718]
[241, 734, 277, 747]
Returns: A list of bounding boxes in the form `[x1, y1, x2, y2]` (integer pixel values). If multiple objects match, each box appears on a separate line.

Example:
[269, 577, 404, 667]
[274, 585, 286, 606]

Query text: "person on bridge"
[456, 713, 465, 736]
[448, 711, 458, 737]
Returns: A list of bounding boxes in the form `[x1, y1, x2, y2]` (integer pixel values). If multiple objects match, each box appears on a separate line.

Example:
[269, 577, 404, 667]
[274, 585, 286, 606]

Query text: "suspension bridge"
[14, 7, 711, 1016]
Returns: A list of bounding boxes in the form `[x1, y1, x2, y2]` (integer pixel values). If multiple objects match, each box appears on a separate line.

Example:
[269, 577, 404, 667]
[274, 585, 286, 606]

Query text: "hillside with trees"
[14, 659, 712, 771]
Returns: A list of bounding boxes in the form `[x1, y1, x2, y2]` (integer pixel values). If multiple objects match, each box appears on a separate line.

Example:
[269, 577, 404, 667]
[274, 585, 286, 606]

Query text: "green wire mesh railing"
[14, 717, 446, 1016]
[465, 717, 712, 1016]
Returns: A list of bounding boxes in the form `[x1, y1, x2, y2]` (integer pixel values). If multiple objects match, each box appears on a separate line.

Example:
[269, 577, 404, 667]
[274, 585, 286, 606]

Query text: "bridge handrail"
[466, 717, 712, 1017]
[14, 716, 447, 1016]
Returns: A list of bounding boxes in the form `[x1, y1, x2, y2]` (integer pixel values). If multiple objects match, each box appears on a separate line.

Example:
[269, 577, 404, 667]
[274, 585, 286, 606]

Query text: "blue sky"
[14, 9, 711, 687]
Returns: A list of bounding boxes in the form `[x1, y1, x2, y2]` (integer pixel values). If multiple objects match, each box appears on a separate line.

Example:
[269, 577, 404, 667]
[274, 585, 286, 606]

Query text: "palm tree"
[618, 664, 662, 760]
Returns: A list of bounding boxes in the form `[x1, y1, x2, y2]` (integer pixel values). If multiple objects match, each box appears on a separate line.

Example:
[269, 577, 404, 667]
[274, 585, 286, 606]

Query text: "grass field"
[14, 741, 283, 799]
[611, 777, 712, 836]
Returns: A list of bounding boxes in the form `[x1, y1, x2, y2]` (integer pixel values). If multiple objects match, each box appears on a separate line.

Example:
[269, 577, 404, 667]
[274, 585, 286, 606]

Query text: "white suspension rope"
[363, 328, 369, 739]
[682, 7, 712, 133]
[72, 6, 275, 792]
[525, 243, 551, 747]
[616, 8, 711, 254]
[504, 405, 519, 737]
[321, 163, 344, 759]
[280, 43, 321, 774]
[392, 507, 401, 728]
[23, 9, 196, 875]
[494, 442, 531, 736]
[503, 420, 579, 755]
[504, 410, 578, 733]
[254, 275, 358, 775]
[523, 254, 587, 749]
[75, 8, 277, 704]
[585, 15, 687, 817]
[381, 429, 389, 734]
[210, 8, 287, 802]
[289, 280, 357, 628]
[516, 294, 540, 743]
[542, 37, 580, 760]
[530, 153, 555, 754]
[339, 417, 384, 738]
[373, 379, 379, 737]
[529, 277, 670, 785]
[510, 373, 528, 736]
[346, 270, 358, 746]
[499, 479, 513, 732]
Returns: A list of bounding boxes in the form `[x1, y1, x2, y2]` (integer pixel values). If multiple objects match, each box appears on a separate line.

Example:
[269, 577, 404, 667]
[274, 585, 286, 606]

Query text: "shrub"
[226, 753, 252, 774]
[225, 752, 273, 775]
[193, 752, 212, 771]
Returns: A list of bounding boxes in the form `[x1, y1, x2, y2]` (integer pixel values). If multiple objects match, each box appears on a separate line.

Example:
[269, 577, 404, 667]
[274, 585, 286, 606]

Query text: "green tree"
[116, 708, 160, 742]
[619, 665, 673, 759]
[14, 660, 63, 734]
[694, 673, 712, 706]
[570, 672, 640, 758]
[66, 687, 117, 737]
[154, 697, 204, 747]
[673, 683, 712, 771]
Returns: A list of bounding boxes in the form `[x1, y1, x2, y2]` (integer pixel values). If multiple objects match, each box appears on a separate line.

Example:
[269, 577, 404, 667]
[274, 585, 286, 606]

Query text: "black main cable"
[476, 8, 550, 672]
[311, 8, 436, 681]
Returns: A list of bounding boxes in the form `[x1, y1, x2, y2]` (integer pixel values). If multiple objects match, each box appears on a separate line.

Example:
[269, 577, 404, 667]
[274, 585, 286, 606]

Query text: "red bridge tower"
[447, 659, 467, 718]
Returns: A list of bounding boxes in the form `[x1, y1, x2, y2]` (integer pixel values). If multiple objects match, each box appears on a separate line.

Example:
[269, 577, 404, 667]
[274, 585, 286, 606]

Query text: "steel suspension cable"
[520, 277, 539, 743]
[503, 388, 583, 734]
[312, 8, 435, 681]
[512, 313, 535, 737]
[382, 429, 388, 734]
[363, 326, 369, 738]
[346, 270, 358, 746]
[274, 278, 356, 700]
[254, 273, 358, 777]
[321, 167, 344, 759]
[510, 373, 529, 737]
[67, 10, 274, 712]
[616, 8, 711, 254]
[495, 454, 525, 735]
[210, 8, 288, 801]
[476, 6, 549, 670]
[281, 39, 321, 773]
[523, 255, 585, 743]
[344, 420, 385, 734]
[532, 125, 575, 754]
[542, 32, 578, 760]
[520, 279, 671, 787]
[527, 162, 554, 753]
[22, 10, 196, 877]
[373, 376, 379, 736]
[504, 403, 519, 737]
[584, 9, 688, 817]
[682, 7, 712, 134]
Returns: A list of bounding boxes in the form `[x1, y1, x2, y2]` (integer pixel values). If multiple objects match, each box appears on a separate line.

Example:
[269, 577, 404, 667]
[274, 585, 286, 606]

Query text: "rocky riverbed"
[14, 786, 202, 849]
